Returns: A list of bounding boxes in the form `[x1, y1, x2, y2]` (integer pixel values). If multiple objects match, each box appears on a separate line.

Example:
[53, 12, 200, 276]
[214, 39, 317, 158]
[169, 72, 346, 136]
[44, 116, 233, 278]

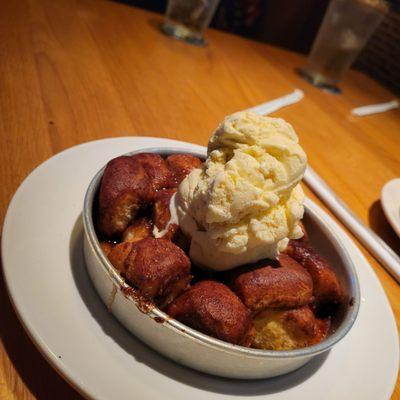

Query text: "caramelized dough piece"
[122, 217, 153, 243]
[107, 238, 191, 307]
[285, 240, 342, 306]
[107, 242, 135, 274]
[125, 238, 191, 305]
[167, 280, 254, 346]
[166, 154, 202, 187]
[98, 156, 153, 238]
[132, 153, 173, 190]
[253, 306, 330, 350]
[230, 254, 313, 314]
[159, 275, 192, 310]
[99, 242, 113, 257]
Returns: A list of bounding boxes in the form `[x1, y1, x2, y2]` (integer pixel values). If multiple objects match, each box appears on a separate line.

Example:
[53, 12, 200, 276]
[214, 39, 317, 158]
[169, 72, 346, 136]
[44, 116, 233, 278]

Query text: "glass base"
[161, 22, 206, 47]
[298, 68, 341, 94]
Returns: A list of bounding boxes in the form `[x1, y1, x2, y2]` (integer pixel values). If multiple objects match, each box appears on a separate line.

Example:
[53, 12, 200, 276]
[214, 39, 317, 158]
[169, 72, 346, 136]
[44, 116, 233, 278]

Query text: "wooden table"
[0, 0, 399, 398]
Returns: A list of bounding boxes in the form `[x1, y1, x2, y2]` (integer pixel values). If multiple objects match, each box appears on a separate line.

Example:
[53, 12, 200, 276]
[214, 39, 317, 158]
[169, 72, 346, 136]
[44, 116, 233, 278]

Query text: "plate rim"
[381, 177, 400, 238]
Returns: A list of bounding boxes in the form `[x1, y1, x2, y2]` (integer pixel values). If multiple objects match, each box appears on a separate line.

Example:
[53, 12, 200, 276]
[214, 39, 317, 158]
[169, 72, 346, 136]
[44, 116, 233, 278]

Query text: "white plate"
[381, 178, 400, 238]
[2, 137, 399, 400]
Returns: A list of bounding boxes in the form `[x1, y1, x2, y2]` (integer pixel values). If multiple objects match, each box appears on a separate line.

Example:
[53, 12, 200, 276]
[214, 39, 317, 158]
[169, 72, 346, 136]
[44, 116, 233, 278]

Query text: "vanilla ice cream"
[177, 112, 307, 271]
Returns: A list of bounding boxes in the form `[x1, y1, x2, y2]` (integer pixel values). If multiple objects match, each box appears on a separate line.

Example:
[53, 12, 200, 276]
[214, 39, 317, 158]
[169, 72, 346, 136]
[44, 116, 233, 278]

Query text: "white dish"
[2, 137, 399, 399]
[381, 178, 400, 238]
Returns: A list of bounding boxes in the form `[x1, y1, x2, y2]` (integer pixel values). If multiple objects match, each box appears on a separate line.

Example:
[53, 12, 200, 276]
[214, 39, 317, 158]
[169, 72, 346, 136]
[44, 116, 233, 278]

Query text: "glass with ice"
[161, 0, 221, 46]
[300, 0, 388, 92]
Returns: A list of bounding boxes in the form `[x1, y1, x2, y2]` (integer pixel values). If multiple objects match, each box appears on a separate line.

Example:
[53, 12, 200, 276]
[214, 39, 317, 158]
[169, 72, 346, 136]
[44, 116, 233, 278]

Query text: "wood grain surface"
[0, 0, 399, 399]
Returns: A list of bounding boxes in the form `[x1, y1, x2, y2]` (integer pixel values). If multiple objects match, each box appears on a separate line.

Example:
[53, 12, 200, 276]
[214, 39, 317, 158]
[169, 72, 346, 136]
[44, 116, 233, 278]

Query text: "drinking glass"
[300, 0, 388, 92]
[161, 0, 221, 46]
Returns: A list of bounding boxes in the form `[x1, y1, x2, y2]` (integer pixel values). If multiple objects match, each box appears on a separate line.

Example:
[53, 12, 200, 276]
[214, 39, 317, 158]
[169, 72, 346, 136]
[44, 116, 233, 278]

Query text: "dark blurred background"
[116, 0, 400, 95]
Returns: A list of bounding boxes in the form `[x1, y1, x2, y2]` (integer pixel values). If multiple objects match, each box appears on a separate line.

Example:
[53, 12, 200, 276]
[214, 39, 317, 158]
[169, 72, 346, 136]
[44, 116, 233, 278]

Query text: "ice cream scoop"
[177, 111, 307, 271]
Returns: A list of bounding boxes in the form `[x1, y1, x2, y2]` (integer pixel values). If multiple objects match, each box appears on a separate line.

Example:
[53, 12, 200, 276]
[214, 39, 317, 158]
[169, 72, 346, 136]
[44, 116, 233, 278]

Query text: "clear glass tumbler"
[161, 0, 221, 46]
[300, 0, 388, 92]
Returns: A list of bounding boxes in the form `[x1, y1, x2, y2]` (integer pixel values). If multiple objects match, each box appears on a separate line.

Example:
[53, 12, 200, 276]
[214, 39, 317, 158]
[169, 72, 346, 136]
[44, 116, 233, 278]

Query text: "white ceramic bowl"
[82, 148, 360, 379]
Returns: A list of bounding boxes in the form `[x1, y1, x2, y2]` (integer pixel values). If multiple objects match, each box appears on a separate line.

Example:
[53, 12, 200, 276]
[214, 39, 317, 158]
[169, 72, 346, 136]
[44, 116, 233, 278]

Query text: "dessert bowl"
[82, 147, 360, 379]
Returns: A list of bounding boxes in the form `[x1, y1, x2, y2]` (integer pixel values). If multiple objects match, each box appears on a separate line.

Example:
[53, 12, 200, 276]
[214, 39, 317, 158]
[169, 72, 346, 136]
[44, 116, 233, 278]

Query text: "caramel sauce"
[120, 285, 155, 314]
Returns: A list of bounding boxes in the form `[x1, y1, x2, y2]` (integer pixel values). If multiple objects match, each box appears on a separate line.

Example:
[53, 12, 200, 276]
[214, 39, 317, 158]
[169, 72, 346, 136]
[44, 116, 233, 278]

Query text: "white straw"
[351, 100, 399, 116]
[246, 89, 304, 115]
